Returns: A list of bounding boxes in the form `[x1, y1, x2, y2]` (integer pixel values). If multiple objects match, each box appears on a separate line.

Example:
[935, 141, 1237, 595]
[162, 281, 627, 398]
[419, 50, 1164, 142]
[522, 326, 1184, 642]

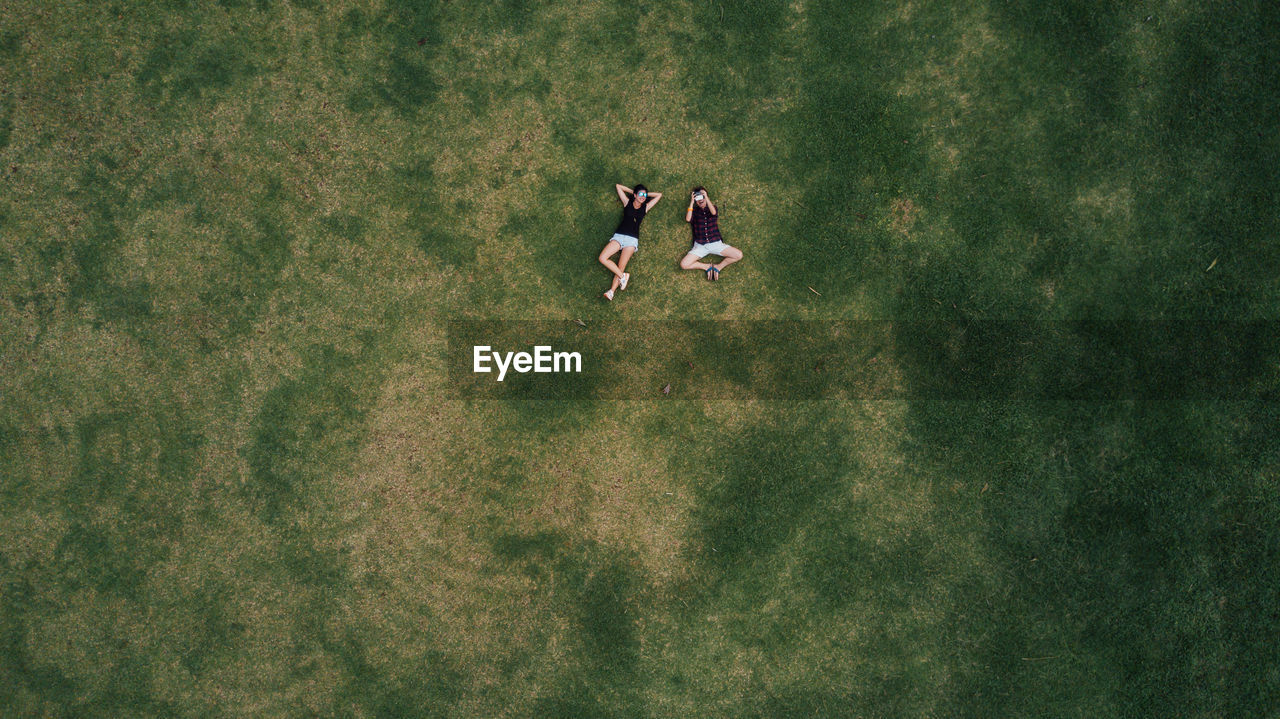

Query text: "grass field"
[2, 0, 1279, 716]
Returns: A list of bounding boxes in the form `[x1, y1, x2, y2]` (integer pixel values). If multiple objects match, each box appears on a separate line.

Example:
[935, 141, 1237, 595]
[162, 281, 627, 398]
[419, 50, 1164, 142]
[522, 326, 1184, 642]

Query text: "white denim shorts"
[688, 240, 731, 258]
[610, 233, 639, 250]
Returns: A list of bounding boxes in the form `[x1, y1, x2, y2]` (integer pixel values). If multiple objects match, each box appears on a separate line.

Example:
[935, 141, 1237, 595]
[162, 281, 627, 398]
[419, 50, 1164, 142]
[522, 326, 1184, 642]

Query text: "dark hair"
[633, 184, 648, 196]
[691, 186, 706, 194]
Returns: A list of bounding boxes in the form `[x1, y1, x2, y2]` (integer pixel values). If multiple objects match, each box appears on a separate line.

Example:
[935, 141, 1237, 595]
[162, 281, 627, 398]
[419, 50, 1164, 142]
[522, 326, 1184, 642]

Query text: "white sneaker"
[619, 272, 630, 290]
[603, 289, 615, 301]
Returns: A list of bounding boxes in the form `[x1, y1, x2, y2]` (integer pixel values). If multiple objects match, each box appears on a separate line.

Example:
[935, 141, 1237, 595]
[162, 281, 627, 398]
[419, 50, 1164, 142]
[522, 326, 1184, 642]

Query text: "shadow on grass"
[0, 567, 77, 711]
[383, 156, 479, 268]
[197, 184, 295, 337]
[897, 400, 1280, 716]
[661, 402, 951, 714]
[677, 0, 922, 302]
[0, 407, 203, 715]
[490, 528, 645, 717]
[135, 29, 257, 103]
[902, 1, 1280, 321]
[59, 411, 203, 597]
[684, 0, 793, 136]
[0, 100, 12, 152]
[342, 0, 443, 116]
[1143, 1, 1280, 317]
[509, 156, 624, 303]
[242, 344, 364, 525]
[69, 153, 155, 331]
[886, 3, 1280, 713]
[239, 340, 470, 714]
[658, 1, 1280, 712]
[66, 149, 297, 347]
[676, 403, 941, 608]
[990, 0, 1129, 125]
[341, 2, 480, 269]
[323, 632, 463, 719]
[770, 0, 928, 303]
[690, 413, 852, 580]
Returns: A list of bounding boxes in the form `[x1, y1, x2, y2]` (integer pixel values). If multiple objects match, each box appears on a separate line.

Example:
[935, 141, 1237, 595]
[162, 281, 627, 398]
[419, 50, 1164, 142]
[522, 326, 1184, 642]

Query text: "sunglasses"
[637, 192, 647, 198]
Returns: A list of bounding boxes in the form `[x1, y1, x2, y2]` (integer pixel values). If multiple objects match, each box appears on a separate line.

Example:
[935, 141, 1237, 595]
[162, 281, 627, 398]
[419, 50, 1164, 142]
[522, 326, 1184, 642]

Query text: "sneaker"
[619, 272, 630, 290]
[603, 289, 615, 301]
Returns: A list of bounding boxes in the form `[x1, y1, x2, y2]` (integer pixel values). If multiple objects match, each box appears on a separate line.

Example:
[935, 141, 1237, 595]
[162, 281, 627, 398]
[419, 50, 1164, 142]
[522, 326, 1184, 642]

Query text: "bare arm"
[615, 183, 631, 204]
[644, 192, 663, 212]
[686, 190, 695, 222]
[706, 194, 717, 216]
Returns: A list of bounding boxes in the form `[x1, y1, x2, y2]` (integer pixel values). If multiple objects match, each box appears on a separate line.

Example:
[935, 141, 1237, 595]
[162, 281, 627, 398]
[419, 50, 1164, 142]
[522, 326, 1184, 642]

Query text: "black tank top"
[615, 201, 647, 239]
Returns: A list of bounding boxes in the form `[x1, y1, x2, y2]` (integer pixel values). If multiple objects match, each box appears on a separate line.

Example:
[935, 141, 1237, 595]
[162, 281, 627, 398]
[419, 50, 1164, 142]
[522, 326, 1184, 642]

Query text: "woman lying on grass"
[680, 186, 743, 280]
[599, 183, 661, 301]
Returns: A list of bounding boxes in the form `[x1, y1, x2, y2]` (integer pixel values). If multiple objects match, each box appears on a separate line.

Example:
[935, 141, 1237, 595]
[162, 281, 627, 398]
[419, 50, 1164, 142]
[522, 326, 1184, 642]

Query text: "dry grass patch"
[1072, 182, 1135, 240]
[894, 12, 1006, 180]
[891, 196, 920, 236]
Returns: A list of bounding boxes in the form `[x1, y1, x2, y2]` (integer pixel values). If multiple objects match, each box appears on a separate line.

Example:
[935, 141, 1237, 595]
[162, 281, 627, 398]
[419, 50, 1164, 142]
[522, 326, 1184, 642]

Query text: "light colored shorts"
[610, 233, 639, 250]
[688, 240, 732, 258]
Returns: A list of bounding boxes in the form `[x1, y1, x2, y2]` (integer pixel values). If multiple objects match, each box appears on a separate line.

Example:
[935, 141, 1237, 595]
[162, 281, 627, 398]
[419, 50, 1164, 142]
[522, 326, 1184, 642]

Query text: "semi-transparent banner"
[446, 320, 1278, 400]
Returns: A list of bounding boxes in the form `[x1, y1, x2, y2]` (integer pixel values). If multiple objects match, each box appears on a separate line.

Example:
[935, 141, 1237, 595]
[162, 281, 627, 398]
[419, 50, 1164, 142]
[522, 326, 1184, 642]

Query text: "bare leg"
[680, 252, 712, 271]
[598, 241, 624, 278]
[713, 245, 743, 271]
[609, 247, 636, 292]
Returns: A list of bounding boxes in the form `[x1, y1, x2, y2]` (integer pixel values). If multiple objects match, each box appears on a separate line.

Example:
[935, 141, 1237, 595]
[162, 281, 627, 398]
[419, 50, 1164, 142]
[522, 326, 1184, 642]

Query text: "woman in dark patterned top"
[680, 186, 743, 281]
[599, 183, 662, 301]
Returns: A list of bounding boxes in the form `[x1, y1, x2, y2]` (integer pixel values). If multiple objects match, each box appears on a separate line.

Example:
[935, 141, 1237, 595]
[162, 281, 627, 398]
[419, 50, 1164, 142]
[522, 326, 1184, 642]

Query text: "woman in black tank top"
[616, 199, 646, 239]
[598, 183, 662, 301]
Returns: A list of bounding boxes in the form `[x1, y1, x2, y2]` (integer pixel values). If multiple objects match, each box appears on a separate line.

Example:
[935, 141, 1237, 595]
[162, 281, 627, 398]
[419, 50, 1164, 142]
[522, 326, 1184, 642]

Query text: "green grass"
[2, 0, 1279, 716]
